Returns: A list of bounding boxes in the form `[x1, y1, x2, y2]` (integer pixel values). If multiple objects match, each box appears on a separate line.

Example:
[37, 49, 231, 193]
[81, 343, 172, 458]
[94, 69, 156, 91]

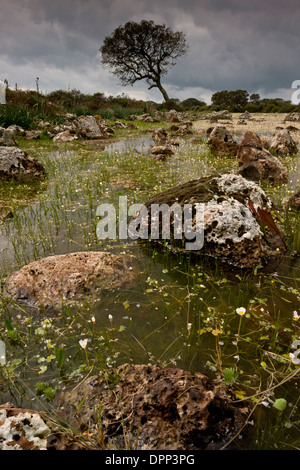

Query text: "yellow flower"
[212, 329, 222, 336]
[236, 307, 246, 316]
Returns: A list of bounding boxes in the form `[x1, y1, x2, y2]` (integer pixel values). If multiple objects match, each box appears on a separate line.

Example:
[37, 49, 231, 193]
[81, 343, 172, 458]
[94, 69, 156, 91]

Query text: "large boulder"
[237, 131, 289, 184]
[269, 129, 298, 156]
[0, 146, 46, 181]
[5, 251, 137, 308]
[139, 173, 284, 269]
[57, 363, 250, 450]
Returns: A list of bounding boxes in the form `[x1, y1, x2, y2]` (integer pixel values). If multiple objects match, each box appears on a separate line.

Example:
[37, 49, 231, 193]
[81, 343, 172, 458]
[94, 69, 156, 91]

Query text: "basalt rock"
[269, 129, 298, 156]
[57, 363, 251, 450]
[5, 251, 137, 308]
[0, 146, 46, 181]
[237, 131, 289, 184]
[138, 172, 284, 269]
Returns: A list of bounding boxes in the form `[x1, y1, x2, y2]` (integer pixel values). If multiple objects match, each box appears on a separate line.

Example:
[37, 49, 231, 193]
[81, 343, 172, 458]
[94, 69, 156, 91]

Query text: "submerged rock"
[139, 173, 284, 269]
[237, 131, 289, 184]
[5, 251, 137, 308]
[0, 146, 46, 181]
[58, 363, 250, 450]
[269, 129, 298, 156]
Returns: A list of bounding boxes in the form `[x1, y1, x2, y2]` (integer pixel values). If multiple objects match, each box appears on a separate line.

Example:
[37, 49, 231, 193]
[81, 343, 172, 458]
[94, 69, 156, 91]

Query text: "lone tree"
[100, 20, 189, 102]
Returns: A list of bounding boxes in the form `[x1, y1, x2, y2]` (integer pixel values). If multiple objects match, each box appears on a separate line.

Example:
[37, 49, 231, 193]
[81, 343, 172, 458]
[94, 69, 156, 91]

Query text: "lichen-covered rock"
[139, 173, 283, 269]
[0, 127, 17, 146]
[0, 404, 50, 450]
[237, 131, 289, 184]
[207, 125, 235, 144]
[5, 251, 137, 308]
[207, 126, 238, 157]
[0, 146, 46, 180]
[57, 364, 250, 450]
[269, 129, 298, 156]
[74, 115, 105, 139]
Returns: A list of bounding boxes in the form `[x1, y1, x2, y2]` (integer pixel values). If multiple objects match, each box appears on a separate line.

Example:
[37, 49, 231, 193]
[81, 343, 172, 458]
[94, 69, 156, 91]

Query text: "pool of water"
[0, 129, 299, 449]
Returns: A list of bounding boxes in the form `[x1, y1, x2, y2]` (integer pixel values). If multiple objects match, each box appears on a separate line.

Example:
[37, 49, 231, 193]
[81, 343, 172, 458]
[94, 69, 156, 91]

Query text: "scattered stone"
[0, 146, 46, 181]
[269, 129, 298, 156]
[237, 131, 289, 184]
[139, 172, 283, 269]
[74, 115, 105, 139]
[210, 110, 232, 120]
[24, 130, 43, 140]
[237, 119, 247, 125]
[284, 112, 300, 122]
[207, 125, 238, 157]
[58, 363, 250, 450]
[5, 251, 137, 308]
[152, 128, 168, 145]
[6, 125, 26, 137]
[0, 127, 17, 146]
[150, 145, 174, 161]
[53, 130, 78, 142]
[288, 189, 300, 210]
[238, 111, 252, 120]
[286, 125, 299, 132]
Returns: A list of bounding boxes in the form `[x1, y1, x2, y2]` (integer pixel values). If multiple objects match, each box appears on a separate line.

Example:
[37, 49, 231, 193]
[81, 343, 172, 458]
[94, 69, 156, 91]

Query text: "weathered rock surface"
[0, 403, 83, 450]
[210, 110, 232, 120]
[151, 145, 174, 161]
[5, 251, 137, 308]
[73, 115, 104, 139]
[58, 363, 250, 450]
[0, 146, 46, 180]
[284, 112, 300, 122]
[207, 125, 238, 157]
[53, 130, 78, 142]
[0, 127, 17, 146]
[288, 189, 300, 210]
[269, 129, 298, 156]
[139, 173, 283, 269]
[0, 404, 51, 450]
[152, 128, 168, 145]
[237, 131, 289, 184]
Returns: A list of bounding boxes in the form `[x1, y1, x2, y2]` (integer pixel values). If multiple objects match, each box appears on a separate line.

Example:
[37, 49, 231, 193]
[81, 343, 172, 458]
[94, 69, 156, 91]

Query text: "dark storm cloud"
[0, 0, 299, 101]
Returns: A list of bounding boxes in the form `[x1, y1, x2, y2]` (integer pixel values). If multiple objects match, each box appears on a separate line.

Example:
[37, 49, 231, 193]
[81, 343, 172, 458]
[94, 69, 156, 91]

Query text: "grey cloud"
[0, 0, 299, 101]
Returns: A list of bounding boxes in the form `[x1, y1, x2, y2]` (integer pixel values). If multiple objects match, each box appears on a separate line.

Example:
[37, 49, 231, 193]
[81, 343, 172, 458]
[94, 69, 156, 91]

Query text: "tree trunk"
[149, 79, 169, 102]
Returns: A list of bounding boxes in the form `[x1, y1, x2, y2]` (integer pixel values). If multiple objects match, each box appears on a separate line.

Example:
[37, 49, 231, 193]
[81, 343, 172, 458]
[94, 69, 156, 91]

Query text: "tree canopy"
[100, 20, 189, 102]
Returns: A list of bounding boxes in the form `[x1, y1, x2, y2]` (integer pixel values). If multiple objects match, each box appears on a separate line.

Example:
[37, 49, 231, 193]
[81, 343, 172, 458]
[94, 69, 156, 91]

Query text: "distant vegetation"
[0, 86, 299, 129]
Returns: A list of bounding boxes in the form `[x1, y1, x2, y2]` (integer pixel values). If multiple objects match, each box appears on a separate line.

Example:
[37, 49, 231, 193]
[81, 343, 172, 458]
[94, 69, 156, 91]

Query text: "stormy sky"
[0, 0, 299, 103]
